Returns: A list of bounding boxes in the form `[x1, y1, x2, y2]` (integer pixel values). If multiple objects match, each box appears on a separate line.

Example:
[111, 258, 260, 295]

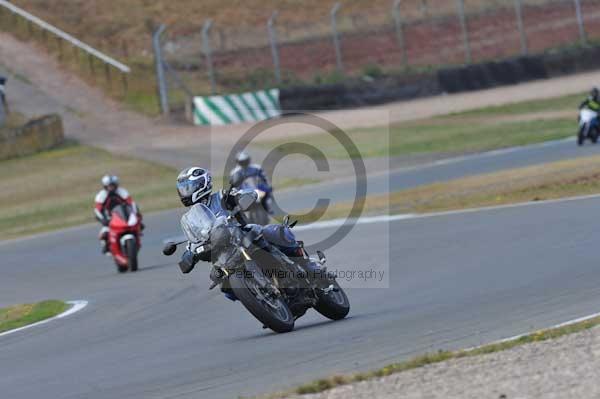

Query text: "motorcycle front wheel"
[578, 126, 585, 146]
[230, 271, 295, 333]
[125, 239, 138, 272]
[315, 281, 350, 320]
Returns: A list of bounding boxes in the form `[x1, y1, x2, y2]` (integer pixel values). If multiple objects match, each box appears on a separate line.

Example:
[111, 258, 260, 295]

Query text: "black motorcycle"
[163, 190, 350, 333]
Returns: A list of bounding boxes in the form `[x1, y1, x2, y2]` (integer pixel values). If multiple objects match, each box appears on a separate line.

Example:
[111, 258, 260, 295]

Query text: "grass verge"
[294, 153, 600, 222]
[271, 313, 600, 397]
[0, 300, 68, 334]
[0, 141, 179, 240]
[0, 142, 319, 240]
[255, 93, 582, 160]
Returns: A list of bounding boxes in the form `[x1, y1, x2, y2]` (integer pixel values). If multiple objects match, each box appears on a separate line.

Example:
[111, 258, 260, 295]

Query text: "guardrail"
[0, 0, 130, 92]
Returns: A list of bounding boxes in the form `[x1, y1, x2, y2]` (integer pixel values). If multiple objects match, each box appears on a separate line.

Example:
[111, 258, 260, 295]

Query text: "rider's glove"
[178, 249, 196, 274]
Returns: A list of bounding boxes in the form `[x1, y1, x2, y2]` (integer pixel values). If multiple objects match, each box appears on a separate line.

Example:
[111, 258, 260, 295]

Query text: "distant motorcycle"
[163, 190, 350, 333]
[108, 203, 142, 273]
[578, 108, 599, 146]
[231, 172, 270, 225]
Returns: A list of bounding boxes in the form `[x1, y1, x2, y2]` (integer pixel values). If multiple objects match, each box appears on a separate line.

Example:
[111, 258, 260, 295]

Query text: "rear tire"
[125, 239, 138, 272]
[230, 272, 295, 333]
[315, 281, 350, 320]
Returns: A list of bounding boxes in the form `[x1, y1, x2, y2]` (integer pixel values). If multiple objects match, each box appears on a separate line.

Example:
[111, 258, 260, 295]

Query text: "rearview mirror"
[237, 190, 257, 211]
[163, 242, 177, 256]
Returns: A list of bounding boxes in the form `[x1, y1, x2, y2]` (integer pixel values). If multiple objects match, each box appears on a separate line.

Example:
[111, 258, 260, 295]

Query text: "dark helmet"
[176, 167, 212, 207]
[236, 151, 251, 168]
[591, 87, 599, 100]
[101, 175, 119, 193]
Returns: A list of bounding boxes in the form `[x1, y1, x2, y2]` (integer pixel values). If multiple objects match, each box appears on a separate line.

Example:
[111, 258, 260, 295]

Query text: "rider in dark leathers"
[579, 87, 600, 112]
[229, 151, 274, 214]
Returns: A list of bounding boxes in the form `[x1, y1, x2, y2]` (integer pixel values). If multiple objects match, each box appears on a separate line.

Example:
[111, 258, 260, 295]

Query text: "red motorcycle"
[108, 204, 142, 273]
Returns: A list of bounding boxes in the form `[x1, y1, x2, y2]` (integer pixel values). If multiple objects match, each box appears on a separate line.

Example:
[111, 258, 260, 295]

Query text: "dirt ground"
[0, 32, 597, 180]
[290, 323, 600, 399]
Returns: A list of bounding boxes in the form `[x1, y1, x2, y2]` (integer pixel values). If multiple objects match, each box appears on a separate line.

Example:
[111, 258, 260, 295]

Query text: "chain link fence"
[152, 0, 600, 115]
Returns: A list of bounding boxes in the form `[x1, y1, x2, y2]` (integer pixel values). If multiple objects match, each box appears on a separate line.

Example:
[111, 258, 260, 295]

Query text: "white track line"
[464, 310, 600, 352]
[295, 192, 600, 231]
[0, 300, 88, 338]
[164, 193, 600, 242]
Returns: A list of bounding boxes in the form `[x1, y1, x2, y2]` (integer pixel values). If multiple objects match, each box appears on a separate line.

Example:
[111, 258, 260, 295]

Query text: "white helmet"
[101, 175, 119, 191]
[176, 167, 212, 207]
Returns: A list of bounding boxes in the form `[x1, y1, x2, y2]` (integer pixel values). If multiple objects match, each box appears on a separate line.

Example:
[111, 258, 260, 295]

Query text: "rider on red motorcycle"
[94, 175, 142, 254]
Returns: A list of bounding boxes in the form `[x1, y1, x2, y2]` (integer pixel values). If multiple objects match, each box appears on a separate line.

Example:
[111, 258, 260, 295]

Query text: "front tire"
[125, 239, 138, 272]
[230, 271, 295, 333]
[592, 128, 599, 144]
[315, 281, 350, 320]
[578, 126, 585, 146]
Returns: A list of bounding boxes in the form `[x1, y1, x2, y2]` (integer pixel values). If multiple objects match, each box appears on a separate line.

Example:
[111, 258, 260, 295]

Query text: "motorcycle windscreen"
[110, 204, 130, 221]
[181, 204, 216, 244]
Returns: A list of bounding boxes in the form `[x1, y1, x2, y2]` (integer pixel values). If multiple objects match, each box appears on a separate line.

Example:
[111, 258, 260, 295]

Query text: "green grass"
[293, 153, 600, 223]
[0, 142, 180, 239]
[255, 91, 583, 160]
[0, 142, 319, 240]
[255, 117, 574, 160]
[0, 300, 68, 333]
[267, 313, 600, 397]
[451, 91, 584, 117]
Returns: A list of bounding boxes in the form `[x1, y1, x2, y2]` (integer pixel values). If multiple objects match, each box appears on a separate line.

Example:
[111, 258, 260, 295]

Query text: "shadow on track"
[227, 315, 358, 342]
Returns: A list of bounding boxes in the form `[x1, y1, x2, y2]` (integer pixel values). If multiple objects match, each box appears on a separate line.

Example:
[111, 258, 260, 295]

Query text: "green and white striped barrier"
[193, 89, 281, 126]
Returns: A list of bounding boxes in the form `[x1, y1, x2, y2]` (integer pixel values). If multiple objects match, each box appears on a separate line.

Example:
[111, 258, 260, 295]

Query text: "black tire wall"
[279, 45, 600, 112]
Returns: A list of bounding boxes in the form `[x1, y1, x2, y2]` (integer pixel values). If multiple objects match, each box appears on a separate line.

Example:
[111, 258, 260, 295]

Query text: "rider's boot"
[99, 227, 110, 255]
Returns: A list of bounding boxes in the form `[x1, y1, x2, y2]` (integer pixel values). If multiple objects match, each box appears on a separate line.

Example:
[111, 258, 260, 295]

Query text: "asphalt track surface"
[3, 139, 600, 398]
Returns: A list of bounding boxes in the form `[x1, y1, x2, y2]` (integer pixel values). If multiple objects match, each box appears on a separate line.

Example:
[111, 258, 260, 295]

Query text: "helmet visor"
[177, 176, 207, 197]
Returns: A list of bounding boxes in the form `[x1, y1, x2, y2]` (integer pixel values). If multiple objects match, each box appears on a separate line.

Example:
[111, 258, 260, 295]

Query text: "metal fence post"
[456, 0, 471, 64]
[573, 0, 587, 45]
[392, 0, 408, 66]
[202, 19, 217, 95]
[514, 0, 528, 55]
[268, 11, 282, 84]
[330, 2, 344, 73]
[0, 76, 6, 127]
[152, 24, 169, 116]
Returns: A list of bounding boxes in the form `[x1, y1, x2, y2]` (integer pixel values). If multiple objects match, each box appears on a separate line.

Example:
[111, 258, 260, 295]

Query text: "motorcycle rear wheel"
[230, 272, 295, 333]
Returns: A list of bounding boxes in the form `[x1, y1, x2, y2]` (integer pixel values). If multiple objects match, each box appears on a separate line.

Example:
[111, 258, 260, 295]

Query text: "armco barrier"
[0, 114, 64, 160]
[193, 89, 280, 126]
